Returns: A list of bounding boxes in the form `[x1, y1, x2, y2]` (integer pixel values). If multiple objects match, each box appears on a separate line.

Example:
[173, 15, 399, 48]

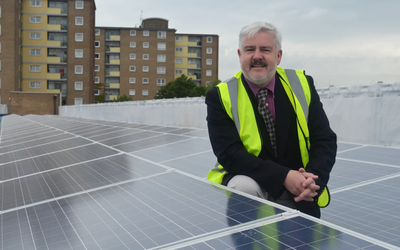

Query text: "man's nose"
[253, 49, 262, 59]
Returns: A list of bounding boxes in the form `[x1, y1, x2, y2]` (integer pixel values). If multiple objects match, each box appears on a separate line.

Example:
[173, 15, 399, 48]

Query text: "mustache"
[250, 59, 267, 67]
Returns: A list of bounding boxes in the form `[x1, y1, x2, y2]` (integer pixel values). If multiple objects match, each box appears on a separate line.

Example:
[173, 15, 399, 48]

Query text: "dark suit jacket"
[205, 72, 337, 217]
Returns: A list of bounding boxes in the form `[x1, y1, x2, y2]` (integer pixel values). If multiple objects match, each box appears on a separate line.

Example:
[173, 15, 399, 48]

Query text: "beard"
[242, 59, 277, 87]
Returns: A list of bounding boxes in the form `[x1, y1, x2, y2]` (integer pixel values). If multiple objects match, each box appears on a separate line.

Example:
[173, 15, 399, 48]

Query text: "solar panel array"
[1, 115, 399, 250]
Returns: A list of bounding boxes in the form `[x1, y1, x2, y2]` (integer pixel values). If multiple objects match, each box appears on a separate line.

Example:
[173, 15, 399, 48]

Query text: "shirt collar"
[245, 74, 276, 97]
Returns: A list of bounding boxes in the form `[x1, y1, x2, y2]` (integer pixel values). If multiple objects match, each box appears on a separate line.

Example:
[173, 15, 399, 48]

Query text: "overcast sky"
[95, 0, 400, 88]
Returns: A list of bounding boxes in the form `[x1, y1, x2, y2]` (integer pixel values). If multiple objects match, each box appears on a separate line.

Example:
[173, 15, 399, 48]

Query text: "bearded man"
[205, 21, 337, 218]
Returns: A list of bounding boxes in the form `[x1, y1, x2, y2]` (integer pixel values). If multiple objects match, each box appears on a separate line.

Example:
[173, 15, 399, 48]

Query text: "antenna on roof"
[140, 10, 143, 23]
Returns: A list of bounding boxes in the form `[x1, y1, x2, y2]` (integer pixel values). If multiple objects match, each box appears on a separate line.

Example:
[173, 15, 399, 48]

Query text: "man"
[206, 21, 337, 218]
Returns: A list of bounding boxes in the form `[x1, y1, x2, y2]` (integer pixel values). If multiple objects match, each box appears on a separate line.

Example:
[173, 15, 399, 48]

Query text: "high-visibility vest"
[207, 68, 330, 207]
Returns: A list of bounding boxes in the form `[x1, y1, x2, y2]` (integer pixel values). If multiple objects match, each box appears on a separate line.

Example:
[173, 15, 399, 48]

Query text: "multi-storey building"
[0, 0, 95, 108]
[174, 33, 219, 87]
[95, 18, 219, 102]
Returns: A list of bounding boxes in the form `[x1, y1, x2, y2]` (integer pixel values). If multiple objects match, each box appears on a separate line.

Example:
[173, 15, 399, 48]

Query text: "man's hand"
[283, 169, 320, 202]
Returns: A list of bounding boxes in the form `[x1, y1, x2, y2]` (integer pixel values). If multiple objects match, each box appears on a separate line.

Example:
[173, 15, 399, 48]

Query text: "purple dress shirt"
[245, 76, 276, 120]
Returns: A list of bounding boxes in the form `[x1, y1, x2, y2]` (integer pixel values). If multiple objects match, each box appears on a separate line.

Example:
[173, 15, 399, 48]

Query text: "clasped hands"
[283, 168, 320, 202]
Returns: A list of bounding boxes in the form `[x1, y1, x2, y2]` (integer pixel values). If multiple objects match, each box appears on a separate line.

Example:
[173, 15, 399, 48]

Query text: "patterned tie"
[257, 89, 277, 157]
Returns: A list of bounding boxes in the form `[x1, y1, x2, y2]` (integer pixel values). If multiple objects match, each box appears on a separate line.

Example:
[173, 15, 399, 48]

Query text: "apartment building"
[0, 0, 95, 111]
[175, 33, 219, 87]
[95, 18, 219, 102]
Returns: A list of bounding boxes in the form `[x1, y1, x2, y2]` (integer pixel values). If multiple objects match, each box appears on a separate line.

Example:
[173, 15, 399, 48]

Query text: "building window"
[157, 54, 166, 62]
[75, 49, 83, 58]
[95, 41, 100, 47]
[157, 31, 166, 39]
[30, 16, 41, 23]
[207, 36, 213, 43]
[206, 70, 212, 76]
[206, 81, 211, 85]
[75, 65, 83, 74]
[30, 32, 41, 39]
[94, 89, 100, 95]
[95, 29, 100, 36]
[143, 42, 149, 48]
[130, 30, 136, 36]
[206, 59, 212, 65]
[74, 98, 83, 105]
[75, 81, 83, 90]
[29, 81, 41, 88]
[142, 90, 149, 96]
[143, 30, 149, 36]
[175, 36, 183, 41]
[157, 78, 166, 86]
[130, 42, 136, 48]
[175, 47, 183, 52]
[157, 66, 166, 75]
[175, 59, 182, 64]
[157, 42, 166, 51]
[207, 48, 212, 54]
[75, 1, 84, 9]
[129, 65, 136, 72]
[30, 0, 41, 7]
[95, 77, 99, 83]
[129, 77, 135, 84]
[142, 78, 149, 84]
[175, 70, 182, 75]
[95, 65, 100, 71]
[75, 17, 83, 25]
[142, 54, 149, 60]
[75, 33, 83, 42]
[30, 49, 41, 56]
[129, 89, 136, 95]
[30, 65, 41, 72]
[142, 66, 149, 72]
[130, 53, 136, 60]
[95, 53, 100, 59]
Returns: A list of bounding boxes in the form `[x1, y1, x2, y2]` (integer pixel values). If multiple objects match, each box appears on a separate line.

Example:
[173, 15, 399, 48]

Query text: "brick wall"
[8, 92, 61, 115]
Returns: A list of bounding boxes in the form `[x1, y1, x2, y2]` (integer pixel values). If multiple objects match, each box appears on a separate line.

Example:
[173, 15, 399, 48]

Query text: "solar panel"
[1, 115, 399, 250]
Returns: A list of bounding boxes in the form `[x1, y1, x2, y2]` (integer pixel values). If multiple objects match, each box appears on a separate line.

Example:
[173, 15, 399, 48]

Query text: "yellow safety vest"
[207, 68, 330, 207]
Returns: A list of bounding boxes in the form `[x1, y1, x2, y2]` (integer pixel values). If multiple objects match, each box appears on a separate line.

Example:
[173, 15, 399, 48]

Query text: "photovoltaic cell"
[1, 115, 399, 250]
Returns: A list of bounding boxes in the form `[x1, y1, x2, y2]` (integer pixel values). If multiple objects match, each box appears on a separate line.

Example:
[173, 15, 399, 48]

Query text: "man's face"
[238, 31, 282, 87]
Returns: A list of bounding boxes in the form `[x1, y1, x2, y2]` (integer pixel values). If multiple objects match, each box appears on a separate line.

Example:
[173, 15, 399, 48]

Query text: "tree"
[154, 74, 207, 99]
[205, 79, 221, 92]
[115, 94, 133, 102]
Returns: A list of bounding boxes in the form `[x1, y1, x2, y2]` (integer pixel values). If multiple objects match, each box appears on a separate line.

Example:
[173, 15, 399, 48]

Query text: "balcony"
[109, 59, 120, 64]
[47, 89, 61, 93]
[47, 7, 67, 15]
[109, 83, 120, 89]
[109, 47, 120, 53]
[106, 71, 120, 77]
[47, 73, 61, 80]
[47, 24, 61, 31]
[187, 75, 197, 80]
[107, 35, 120, 41]
[106, 95, 118, 101]
[47, 40, 61, 47]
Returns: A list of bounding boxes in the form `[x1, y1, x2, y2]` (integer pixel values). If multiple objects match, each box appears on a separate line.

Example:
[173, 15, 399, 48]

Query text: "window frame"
[30, 0, 41, 7]
[129, 77, 136, 84]
[94, 89, 100, 95]
[29, 65, 41, 72]
[29, 81, 41, 88]
[142, 54, 149, 60]
[75, 65, 83, 74]
[143, 30, 149, 36]
[75, 33, 83, 42]
[129, 53, 136, 60]
[129, 65, 136, 72]
[95, 29, 100, 36]
[157, 31, 166, 39]
[157, 54, 166, 63]
[206, 70, 212, 76]
[75, 17, 84, 26]
[29, 49, 41, 56]
[157, 78, 166, 86]
[95, 53, 100, 60]
[142, 66, 149, 72]
[75, 49, 83, 58]
[206, 48, 212, 54]
[30, 16, 41, 23]
[30, 32, 41, 40]
[207, 36, 213, 43]
[75, 81, 83, 90]
[157, 42, 166, 51]
[157, 66, 166, 75]
[175, 36, 183, 41]
[129, 89, 136, 96]
[142, 78, 149, 84]
[143, 42, 149, 48]
[130, 41, 136, 48]
[94, 77, 100, 83]
[206, 59, 212, 65]
[94, 65, 100, 71]
[94, 41, 100, 47]
[74, 98, 83, 105]
[175, 47, 183, 52]
[75, 1, 84, 9]
[175, 70, 182, 75]
[130, 30, 136, 36]
[142, 89, 149, 96]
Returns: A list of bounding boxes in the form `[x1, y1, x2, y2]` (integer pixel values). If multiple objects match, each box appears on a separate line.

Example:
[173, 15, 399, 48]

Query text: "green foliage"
[115, 94, 133, 102]
[205, 79, 221, 92]
[154, 74, 208, 99]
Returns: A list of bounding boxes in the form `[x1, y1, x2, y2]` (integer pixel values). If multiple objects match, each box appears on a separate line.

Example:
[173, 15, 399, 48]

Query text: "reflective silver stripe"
[210, 161, 225, 173]
[226, 77, 240, 133]
[285, 69, 309, 121]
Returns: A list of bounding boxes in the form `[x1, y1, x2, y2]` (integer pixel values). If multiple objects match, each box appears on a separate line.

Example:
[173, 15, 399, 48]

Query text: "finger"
[302, 172, 319, 179]
[302, 177, 314, 187]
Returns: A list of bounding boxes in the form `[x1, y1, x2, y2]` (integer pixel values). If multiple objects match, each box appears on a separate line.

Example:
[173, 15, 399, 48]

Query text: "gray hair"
[239, 21, 282, 52]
